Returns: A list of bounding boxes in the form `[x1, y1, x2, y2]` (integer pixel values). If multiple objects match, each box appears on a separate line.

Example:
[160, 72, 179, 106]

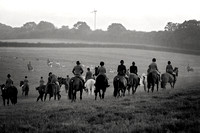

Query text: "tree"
[36, 21, 55, 31]
[60, 25, 69, 31]
[22, 22, 37, 32]
[73, 21, 91, 33]
[178, 20, 200, 30]
[107, 23, 127, 34]
[164, 22, 179, 31]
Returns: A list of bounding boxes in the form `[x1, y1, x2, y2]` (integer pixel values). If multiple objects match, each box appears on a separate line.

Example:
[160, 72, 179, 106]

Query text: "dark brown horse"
[161, 67, 179, 89]
[147, 71, 160, 92]
[127, 73, 139, 94]
[68, 77, 84, 102]
[95, 74, 107, 100]
[113, 76, 127, 97]
[20, 81, 29, 96]
[44, 83, 61, 101]
[58, 77, 69, 93]
[1, 84, 18, 106]
[35, 85, 45, 101]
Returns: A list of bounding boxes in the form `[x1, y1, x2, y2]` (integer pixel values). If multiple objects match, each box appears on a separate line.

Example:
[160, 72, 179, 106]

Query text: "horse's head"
[0, 84, 5, 90]
[173, 67, 179, 76]
[20, 81, 24, 87]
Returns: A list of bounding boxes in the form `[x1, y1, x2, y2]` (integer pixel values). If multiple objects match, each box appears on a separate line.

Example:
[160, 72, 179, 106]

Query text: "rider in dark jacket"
[130, 61, 138, 75]
[117, 60, 126, 76]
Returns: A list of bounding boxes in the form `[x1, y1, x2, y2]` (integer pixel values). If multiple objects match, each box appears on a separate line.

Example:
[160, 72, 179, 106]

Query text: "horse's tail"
[113, 77, 120, 97]
[68, 79, 74, 99]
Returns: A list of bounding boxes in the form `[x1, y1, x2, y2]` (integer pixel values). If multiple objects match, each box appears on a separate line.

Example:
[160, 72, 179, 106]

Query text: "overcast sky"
[0, 0, 199, 31]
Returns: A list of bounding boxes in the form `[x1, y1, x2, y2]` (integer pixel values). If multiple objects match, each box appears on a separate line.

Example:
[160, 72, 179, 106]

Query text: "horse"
[161, 67, 179, 89]
[85, 79, 95, 95]
[58, 77, 69, 93]
[140, 73, 147, 92]
[1, 84, 18, 106]
[126, 73, 139, 94]
[20, 81, 29, 96]
[113, 76, 127, 97]
[44, 83, 61, 101]
[147, 71, 160, 92]
[95, 74, 108, 100]
[35, 85, 45, 101]
[68, 77, 84, 102]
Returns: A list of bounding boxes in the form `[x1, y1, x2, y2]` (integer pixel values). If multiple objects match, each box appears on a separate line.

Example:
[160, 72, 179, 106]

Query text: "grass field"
[0, 46, 200, 132]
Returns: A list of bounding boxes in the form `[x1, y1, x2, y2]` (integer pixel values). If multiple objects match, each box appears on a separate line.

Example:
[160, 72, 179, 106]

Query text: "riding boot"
[80, 78, 86, 89]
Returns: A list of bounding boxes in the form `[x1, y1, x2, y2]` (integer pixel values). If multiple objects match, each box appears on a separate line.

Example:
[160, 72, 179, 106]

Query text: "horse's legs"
[147, 83, 151, 93]
[44, 93, 47, 101]
[99, 90, 102, 99]
[80, 90, 83, 100]
[58, 92, 61, 100]
[94, 89, 98, 100]
[3, 98, 5, 106]
[157, 83, 159, 91]
[131, 86, 135, 94]
[53, 92, 56, 100]
[7, 98, 9, 106]
[122, 88, 125, 96]
[126, 86, 131, 95]
[36, 96, 40, 102]
[102, 91, 105, 99]
[41, 93, 44, 101]
[152, 84, 154, 92]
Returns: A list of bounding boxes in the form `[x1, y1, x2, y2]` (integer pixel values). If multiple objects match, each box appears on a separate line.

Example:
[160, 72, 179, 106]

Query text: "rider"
[72, 61, 85, 88]
[85, 68, 93, 82]
[45, 72, 53, 93]
[130, 61, 138, 75]
[97, 61, 110, 87]
[23, 76, 29, 89]
[130, 61, 140, 85]
[117, 60, 129, 86]
[66, 75, 70, 86]
[117, 60, 126, 76]
[166, 61, 176, 81]
[37, 76, 45, 93]
[39, 77, 45, 86]
[147, 58, 160, 80]
[5, 74, 13, 89]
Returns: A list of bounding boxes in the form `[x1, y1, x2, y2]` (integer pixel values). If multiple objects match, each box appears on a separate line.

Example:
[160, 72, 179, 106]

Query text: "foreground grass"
[0, 85, 200, 133]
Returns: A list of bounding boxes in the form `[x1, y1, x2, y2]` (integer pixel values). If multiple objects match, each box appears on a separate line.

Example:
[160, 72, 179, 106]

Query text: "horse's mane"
[174, 67, 178, 71]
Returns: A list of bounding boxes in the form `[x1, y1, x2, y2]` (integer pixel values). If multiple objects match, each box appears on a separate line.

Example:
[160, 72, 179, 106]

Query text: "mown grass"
[0, 85, 200, 133]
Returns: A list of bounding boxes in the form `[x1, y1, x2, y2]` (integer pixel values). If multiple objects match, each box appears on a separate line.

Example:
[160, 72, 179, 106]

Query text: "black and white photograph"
[0, 0, 200, 132]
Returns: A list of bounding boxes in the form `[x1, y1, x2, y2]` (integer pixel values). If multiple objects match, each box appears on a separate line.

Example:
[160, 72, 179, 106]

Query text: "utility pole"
[91, 9, 97, 30]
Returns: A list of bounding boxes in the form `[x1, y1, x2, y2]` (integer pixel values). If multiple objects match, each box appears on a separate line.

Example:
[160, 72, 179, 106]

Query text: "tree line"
[0, 20, 200, 50]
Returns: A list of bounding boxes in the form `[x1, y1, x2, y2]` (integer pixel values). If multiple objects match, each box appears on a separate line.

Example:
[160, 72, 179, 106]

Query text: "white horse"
[139, 73, 147, 92]
[84, 79, 95, 95]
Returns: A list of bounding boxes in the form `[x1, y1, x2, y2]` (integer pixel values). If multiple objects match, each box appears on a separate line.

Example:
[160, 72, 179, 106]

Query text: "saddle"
[167, 72, 176, 81]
